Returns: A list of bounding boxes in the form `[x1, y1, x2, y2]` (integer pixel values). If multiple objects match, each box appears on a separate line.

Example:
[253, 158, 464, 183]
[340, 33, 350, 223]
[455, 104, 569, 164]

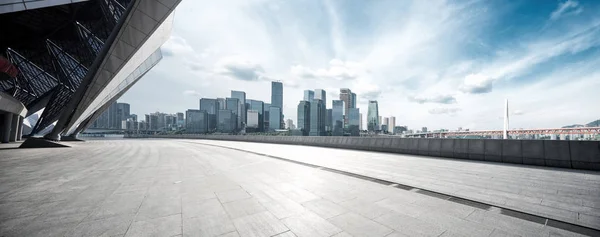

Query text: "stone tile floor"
[0, 139, 598, 236]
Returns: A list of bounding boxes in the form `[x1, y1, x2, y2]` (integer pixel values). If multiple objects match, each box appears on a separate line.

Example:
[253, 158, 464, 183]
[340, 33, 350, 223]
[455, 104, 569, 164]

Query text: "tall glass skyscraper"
[248, 99, 264, 132]
[351, 93, 357, 108]
[367, 100, 379, 132]
[348, 108, 360, 136]
[297, 101, 310, 136]
[314, 89, 326, 108]
[303, 90, 314, 102]
[185, 109, 208, 133]
[269, 106, 281, 131]
[225, 98, 240, 130]
[332, 100, 345, 136]
[231, 91, 246, 126]
[309, 99, 326, 136]
[339, 88, 353, 127]
[271, 81, 283, 129]
[199, 98, 218, 131]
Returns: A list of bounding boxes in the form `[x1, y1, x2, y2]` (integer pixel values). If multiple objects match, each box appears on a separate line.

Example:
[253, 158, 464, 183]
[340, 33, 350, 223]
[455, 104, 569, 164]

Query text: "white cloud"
[161, 35, 195, 57]
[291, 59, 365, 81]
[429, 108, 461, 115]
[183, 90, 202, 97]
[215, 55, 265, 81]
[408, 94, 457, 104]
[459, 74, 493, 94]
[550, 0, 583, 21]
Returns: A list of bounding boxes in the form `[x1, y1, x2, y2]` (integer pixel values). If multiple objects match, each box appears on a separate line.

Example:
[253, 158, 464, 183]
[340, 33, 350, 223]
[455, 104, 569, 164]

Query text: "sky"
[121, 0, 600, 131]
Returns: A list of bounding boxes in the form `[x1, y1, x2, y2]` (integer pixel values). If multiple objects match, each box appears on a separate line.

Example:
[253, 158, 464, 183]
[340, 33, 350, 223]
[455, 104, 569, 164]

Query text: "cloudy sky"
[121, 0, 600, 130]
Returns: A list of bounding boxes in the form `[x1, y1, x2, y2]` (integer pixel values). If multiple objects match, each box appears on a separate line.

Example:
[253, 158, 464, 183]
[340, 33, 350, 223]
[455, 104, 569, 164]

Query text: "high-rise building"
[309, 99, 326, 136]
[389, 116, 396, 134]
[303, 90, 314, 102]
[217, 98, 226, 110]
[176, 112, 184, 127]
[246, 110, 259, 130]
[351, 93, 357, 108]
[199, 98, 218, 131]
[248, 99, 265, 132]
[339, 89, 353, 126]
[231, 91, 246, 125]
[422, 127, 428, 133]
[383, 117, 389, 126]
[117, 103, 130, 129]
[359, 113, 363, 130]
[378, 116, 382, 130]
[297, 101, 310, 136]
[269, 106, 281, 131]
[264, 103, 271, 130]
[217, 110, 235, 133]
[367, 101, 379, 132]
[314, 89, 326, 108]
[394, 126, 408, 134]
[348, 108, 360, 136]
[225, 98, 240, 130]
[286, 119, 295, 129]
[332, 100, 345, 136]
[186, 109, 208, 133]
[326, 109, 332, 132]
[271, 81, 283, 129]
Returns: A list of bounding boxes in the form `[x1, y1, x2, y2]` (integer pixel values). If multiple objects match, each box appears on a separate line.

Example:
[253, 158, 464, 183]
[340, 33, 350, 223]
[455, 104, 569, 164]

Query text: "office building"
[217, 98, 226, 110]
[186, 109, 208, 133]
[339, 89, 354, 126]
[394, 126, 408, 134]
[271, 81, 283, 129]
[286, 119, 295, 129]
[389, 116, 396, 134]
[326, 109, 333, 132]
[231, 90, 246, 125]
[378, 116, 382, 130]
[383, 117, 389, 128]
[348, 108, 360, 136]
[264, 103, 271, 130]
[314, 89, 326, 108]
[351, 93, 357, 108]
[217, 110, 235, 133]
[269, 106, 281, 131]
[200, 98, 218, 131]
[246, 110, 259, 132]
[297, 101, 310, 136]
[367, 101, 379, 132]
[332, 100, 345, 136]
[359, 113, 363, 130]
[176, 112, 184, 127]
[248, 99, 265, 132]
[309, 99, 326, 136]
[422, 127, 428, 133]
[303, 90, 314, 102]
[226, 98, 241, 130]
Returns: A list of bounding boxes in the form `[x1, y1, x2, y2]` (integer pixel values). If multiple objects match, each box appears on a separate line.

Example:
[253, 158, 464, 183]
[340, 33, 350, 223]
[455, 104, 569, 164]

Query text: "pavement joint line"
[185, 141, 600, 235]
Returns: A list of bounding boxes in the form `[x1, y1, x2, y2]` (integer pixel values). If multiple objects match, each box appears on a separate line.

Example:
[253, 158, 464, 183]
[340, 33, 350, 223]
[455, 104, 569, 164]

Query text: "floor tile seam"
[188, 141, 600, 234]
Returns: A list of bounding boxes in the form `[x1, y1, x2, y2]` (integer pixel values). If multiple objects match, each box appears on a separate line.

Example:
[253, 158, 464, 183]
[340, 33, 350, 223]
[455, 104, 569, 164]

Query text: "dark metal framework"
[0, 0, 131, 135]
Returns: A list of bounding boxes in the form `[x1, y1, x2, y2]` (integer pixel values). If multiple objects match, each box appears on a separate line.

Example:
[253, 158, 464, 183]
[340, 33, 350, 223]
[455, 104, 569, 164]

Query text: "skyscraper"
[199, 98, 218, 131]
[303, 90, 314, 102]
[389, 116, 396, 134]
[359, 113, 363, 130]
[297, 101, 310, 136]
[246, 110, 259, 130]
[382, 117, 389, 133]
[309, 99, 326, 136]
[314, 89, 326, 107]
[217, 110, 235, 133]
[351, 93, 357, 108]
[271, 81, 283, 129]
[264, 103, 271, 130]
[231, 91, 246, 125]
[332, 100, 345, 136]
[225, 98, 240, 130]
[269, 106, 281, 131]
[186, 109, 208, 133]
[348, 108, 360, 136]
[367, 101, 379, 132]
[286, 119, 295, 129]
[339, 88, 353, 126]
[326, 109, 332, 132]
[248, 99, 265, 132]
[217, 98, 226, 110]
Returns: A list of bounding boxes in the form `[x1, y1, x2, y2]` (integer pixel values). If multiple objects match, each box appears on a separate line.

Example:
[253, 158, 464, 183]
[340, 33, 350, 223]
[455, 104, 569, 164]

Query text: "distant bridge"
[404, 127, 600, 138]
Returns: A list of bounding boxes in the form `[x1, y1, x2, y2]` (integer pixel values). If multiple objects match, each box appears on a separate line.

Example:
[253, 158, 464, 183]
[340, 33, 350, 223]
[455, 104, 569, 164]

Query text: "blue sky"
[121, 0, 600, 130]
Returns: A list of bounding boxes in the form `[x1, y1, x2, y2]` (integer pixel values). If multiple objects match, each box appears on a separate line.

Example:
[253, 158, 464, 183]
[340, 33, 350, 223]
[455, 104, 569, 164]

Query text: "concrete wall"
[140, 134, 600, 171]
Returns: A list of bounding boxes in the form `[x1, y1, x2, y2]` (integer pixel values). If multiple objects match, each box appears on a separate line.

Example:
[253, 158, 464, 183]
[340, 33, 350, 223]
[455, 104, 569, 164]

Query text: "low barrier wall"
[131, 134, 600, 171]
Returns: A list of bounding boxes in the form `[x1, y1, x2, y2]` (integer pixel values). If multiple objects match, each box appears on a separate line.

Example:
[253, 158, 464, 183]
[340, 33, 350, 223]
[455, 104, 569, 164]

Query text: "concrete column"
[17, 116, 23, 141]
[9, 114, 19, 142]
[2, 113, 13, 143]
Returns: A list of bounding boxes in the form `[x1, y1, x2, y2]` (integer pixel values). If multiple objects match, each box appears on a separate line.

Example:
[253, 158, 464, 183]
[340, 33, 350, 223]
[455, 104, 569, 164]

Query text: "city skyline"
[120, 0, 600, 131]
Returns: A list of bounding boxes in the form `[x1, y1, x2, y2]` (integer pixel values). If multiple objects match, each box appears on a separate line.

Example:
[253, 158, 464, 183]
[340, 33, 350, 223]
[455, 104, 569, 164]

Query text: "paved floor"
[0, 139, 598, 237]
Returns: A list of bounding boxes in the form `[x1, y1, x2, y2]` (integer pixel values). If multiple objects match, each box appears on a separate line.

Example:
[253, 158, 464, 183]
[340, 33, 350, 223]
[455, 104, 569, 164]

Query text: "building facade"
[339, 88, 354, 126]
[186, 109, 208, 133]
[225, 98, 240, 130]
[269, 106, 281, 131]
[217, 110, 235, 133]
[248, 99, 264, 132]
[231, 90, 246, 125]
[314, 89, 326, 108]
[309, 99, 326, 136]
[246, 110, 259, 131]
[348, 108, 360, 136]
[303, 90, 314, 102]
[270, 81, 283, 129]
[332, 100, 345, 136]
[297, 101, 310, 136]
[367, 101, 379, 132]
[389, 116, 396, 134]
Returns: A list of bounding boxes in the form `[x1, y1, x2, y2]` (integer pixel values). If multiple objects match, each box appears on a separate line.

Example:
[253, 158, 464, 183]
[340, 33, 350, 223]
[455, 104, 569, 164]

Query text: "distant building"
[383, 117, 389, 133]
[367, 101, 379, 132]
[271, 81, 283, 129]
[314, 89, 326, 108]
[248, 99, 265, 132]
[186, 109, 208, 133]
[326, 109, 332, 132]
[332, 100, 345, 136]
[200, 98, 218, 131]
[297, 101, 310, 136]
[351, 93, 357, 108]
[339, 88, 354, 126]
[216, 98, 226, 110]
[303, 90, 314, 102]
[394, 126, 408, 134]
[422, 127, 428, 133]
[309, 99, 326, 136]
[231, 90, 246, 125]
[264, 103, 271, 130]
[217, 110, 235, 133]
[389, 116, 396, 134]
[176, 112, 184, 127]
[226, 98, 240, 130]
[359, 113, 363, 130]
[348, 108, 360, 136]
[246, 110, 259, 132]
[286, 119, 295, 130]
[269, 106, 281, 131]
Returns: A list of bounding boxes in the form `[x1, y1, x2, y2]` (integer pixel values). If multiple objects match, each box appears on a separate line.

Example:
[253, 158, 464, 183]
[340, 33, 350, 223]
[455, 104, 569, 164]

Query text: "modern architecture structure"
[351, 93, 357, 108]
[389, 116, 396, 134]
[314, 89, 326, 108]
[339, 88, 354, 126]
[231, 90, 246, 125]
[185, 109, 207, 133]
[271, 81, 283, 129]
[382, 117, 389, 132]
[309, 99, 325, 136]
[348, 108, 360, 136]
[297, 101, 310, 136]
[332, 100, 345, 136]
[225, 98, 240, 130]
[269, 106, 281, 131]
[286, 119, 295, 130]
[199, 98, 218, 132]
[248, 99, 264, 132]
[326, 109, 332, 132]
[422, 127, 428, 133]
[217, 109, 235, 133]
[359, 113, 363, 130]
[246, 110, 259, 131]
[0, 0, 183, 141]
[217, 98, 226, 110]
[303, 90, 314, 102]
[367, 101, 379, 132]
[264, 103, 270, 130]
